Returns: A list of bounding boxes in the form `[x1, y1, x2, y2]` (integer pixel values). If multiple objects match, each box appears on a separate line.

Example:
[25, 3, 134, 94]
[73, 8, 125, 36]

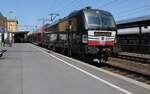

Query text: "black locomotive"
[28, 7, 117, 62]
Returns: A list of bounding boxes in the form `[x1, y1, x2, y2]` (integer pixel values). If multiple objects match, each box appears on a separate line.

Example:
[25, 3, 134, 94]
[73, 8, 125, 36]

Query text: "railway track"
[103, 52, 150, 84]
[117, 53, 150, 64]
[81, 57, 150, 85]
[109, 52, 150, 76]
[73, 54, 150, 85]
[78, 57, 150, 85]
[107, 56, 150, 76]
[76, 53, 150, 85]
[100, 64, 150, 85]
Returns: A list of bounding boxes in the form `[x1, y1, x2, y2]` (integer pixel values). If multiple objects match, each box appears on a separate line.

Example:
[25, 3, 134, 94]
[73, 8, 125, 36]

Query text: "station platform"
[0, 43, 150, 94]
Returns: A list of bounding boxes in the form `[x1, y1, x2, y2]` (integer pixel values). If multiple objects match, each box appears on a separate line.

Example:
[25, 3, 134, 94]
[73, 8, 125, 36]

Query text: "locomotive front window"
[101, 15, 115, 28]
[85, 12, 102, 26]
[85, 12, 115, 28]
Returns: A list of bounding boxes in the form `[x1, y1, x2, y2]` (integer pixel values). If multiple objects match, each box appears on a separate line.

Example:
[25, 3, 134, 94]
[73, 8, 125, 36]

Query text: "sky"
[0, 0, 150, 31]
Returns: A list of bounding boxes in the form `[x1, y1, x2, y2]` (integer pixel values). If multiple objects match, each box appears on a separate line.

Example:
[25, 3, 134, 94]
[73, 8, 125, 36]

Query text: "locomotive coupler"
[97, 48, 111, 63]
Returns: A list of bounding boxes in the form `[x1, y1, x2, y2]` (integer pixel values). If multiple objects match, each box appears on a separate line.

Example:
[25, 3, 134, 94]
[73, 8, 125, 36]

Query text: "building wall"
[7, 19, 18, 32]
[0, 13, 16, 45]
[0, 12, 7, 43]
[0, 12, 7, 33]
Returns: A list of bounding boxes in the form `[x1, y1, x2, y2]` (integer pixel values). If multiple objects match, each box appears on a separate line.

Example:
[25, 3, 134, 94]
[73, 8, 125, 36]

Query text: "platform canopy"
[116, 15, 150, 29]
[11, 31, 29, 34]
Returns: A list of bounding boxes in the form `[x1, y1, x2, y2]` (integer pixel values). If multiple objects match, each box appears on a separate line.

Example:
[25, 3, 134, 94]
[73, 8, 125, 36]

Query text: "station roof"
[116, 15, 150, 29]
[7, 19, 18, 24]
[12, 31, 29, 34]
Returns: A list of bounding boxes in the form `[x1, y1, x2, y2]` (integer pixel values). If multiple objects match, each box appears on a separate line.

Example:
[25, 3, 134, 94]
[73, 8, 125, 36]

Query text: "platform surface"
[0, 43, 149, 94]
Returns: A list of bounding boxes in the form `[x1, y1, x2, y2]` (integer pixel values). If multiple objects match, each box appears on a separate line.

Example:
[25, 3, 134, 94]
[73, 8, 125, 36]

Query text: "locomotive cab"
[80, 9, 117, 62]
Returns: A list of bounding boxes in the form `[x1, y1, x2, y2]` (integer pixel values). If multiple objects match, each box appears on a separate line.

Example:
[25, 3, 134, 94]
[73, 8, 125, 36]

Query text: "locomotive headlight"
[82, 34, 88, 43]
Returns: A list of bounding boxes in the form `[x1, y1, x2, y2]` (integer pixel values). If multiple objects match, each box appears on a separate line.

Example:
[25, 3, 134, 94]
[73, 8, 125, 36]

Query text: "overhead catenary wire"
[97, 0, 119, 9]
[52, 0, 128, 18]
[116, 5, 150, 20]
[55, 0, 82, 17]
[53, 0, 77, 13]
[48, 0, 66, 12]
[41, 0, 150, 25]
[101, 0, 129, 10]
[115, 5, 148, 15]
[59, 0, 99, 17]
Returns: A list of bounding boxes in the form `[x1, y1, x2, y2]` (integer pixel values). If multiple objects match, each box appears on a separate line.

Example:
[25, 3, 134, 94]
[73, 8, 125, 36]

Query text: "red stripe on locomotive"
[105, 41, 114, 45]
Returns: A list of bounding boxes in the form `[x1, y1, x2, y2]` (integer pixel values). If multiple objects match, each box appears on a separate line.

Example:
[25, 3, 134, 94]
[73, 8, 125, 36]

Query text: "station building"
[0, 12, 7, 44]
[0, 13, 7, 31]
[7, 19, 18, 32]
[0, 12, 19, 45]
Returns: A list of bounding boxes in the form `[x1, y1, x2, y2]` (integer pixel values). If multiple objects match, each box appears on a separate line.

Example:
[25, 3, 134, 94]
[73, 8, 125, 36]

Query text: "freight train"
[27, 7, 117, 62]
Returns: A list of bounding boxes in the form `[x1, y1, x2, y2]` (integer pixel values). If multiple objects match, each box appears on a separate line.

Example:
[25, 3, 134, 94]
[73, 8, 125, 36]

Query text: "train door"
[69, 15, 85, 55]
[65, 17, 77, 55]
[67, 20, 72, 48]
